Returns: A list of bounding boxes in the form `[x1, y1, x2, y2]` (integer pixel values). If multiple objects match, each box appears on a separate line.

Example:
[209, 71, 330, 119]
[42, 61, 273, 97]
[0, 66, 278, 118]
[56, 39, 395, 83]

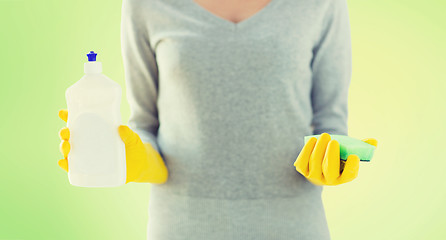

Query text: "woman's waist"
[147, 183, 329, 240]
[157, 118, 313, 159]
[151, 182, 320, 200]
[150, 158, 320, 199]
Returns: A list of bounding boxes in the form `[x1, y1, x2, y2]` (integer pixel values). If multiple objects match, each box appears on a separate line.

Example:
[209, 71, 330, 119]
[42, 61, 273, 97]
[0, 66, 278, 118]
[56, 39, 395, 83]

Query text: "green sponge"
[304, 134, 375, 162]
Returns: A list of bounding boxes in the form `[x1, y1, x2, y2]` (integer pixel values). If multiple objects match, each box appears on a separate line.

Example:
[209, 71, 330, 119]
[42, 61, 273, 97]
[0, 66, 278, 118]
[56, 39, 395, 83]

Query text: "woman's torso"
[137, 0, 334, 238]
[149, 0, 329, 199]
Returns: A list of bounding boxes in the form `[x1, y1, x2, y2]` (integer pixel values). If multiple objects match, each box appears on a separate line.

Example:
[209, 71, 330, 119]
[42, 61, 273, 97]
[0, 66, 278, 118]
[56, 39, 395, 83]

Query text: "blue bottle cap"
[87, 51, 97, 61]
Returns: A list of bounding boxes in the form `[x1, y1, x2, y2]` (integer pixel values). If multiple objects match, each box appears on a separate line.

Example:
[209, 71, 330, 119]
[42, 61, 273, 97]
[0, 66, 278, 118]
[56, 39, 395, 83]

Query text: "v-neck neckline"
[189, 0, 279, 31]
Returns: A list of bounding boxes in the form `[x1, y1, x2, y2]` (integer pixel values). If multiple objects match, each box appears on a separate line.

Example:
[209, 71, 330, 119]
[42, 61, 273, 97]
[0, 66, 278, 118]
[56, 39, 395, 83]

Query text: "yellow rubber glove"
[58, 109, 168, 184]
[294, 132, 378, 186]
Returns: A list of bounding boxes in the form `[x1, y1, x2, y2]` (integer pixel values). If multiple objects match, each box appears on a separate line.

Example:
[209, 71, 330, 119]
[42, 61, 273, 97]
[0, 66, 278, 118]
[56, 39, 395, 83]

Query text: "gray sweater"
[121, 0, 352, 239]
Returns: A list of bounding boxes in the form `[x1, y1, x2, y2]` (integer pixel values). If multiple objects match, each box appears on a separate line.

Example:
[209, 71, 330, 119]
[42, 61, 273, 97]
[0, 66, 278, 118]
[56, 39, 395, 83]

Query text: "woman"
[58, 0, 375, 239]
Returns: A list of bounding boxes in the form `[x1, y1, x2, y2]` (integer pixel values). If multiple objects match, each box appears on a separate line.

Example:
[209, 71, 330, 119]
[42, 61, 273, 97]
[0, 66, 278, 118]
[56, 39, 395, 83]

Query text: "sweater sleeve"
[121, 0, 161, 154]
[310, 0, 352, 136]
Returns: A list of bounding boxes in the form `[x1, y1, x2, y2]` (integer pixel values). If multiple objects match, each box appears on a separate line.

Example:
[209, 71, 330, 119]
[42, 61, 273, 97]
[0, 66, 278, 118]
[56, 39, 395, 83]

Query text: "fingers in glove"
[58, 109, 69, 172]
[338, 154, 360, 183]
[322, 139, 340, 184]
[362, 138, 378, 148]
[59, 109, 68, 122]
[118, 125, 140, 146]
[294, 137, 317, 177]
[58, 159, 68, 172]
[60, 140, 70, 159]
[308, 133, 331, 179]
[59, 127, 70, 141]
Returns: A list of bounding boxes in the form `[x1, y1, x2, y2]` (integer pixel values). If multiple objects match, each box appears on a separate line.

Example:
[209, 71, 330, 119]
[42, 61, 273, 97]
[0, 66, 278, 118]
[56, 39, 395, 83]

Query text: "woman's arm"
[310, 0, 352, 136]
[294, 0, 358, 186]
[121, 0, 168, 183]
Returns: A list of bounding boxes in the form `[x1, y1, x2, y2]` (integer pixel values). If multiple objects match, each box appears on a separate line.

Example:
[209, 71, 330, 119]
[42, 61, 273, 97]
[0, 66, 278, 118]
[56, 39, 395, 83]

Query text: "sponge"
[304, 134, 375, 162]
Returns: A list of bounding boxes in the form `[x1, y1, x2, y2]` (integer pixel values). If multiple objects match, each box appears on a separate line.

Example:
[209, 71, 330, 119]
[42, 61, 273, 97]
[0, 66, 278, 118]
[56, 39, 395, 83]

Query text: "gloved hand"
[294, 132, 377, 186]
[58, 109, 168, 184]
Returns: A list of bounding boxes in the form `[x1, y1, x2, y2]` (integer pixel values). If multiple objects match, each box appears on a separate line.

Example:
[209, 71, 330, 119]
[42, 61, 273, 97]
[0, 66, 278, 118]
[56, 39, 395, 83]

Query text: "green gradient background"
[1, 0, 445, 239]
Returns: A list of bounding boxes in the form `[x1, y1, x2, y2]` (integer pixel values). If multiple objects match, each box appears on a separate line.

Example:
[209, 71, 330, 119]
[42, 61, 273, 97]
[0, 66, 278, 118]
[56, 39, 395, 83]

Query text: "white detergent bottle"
[65, 51, 126, 187]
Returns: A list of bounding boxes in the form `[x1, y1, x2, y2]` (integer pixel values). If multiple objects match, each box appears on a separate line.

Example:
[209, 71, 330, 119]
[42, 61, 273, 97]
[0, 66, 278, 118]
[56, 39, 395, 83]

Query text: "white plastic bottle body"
[66, 73, 126, 187]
